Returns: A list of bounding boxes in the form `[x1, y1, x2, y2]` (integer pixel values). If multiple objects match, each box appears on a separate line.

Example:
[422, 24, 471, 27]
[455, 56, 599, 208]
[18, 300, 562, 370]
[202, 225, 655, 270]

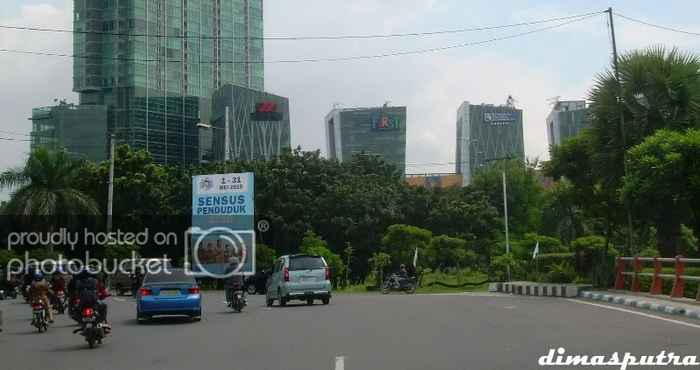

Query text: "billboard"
[370, 111, 403, 130]
[189, 172, 255, 277]
[484, 111, 517, 125]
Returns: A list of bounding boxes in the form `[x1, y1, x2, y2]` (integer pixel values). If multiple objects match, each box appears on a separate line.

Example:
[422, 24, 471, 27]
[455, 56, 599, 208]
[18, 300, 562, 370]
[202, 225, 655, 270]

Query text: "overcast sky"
[1, 0, 699, 182]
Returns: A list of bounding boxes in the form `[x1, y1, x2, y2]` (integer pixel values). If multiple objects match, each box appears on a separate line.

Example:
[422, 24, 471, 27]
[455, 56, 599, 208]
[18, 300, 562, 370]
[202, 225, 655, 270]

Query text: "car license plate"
[300, 277, 316, 283]
[160, 290, 179, 296]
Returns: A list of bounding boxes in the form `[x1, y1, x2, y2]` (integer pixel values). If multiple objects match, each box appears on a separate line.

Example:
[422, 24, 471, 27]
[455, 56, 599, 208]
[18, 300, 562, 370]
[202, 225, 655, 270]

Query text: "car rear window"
[144, 269, 195, 284]
[289, 256, 325, 271]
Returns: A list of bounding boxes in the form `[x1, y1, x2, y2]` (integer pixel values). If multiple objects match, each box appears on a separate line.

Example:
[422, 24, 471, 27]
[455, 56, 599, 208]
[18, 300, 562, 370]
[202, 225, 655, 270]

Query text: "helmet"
[33, 272, 44, 281]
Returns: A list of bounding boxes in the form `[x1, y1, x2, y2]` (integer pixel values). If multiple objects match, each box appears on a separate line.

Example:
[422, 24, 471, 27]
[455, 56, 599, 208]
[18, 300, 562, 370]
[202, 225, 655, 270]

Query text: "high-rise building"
[325, 106, 407, 174]
[455, 101, 524, 185]
[210, 84, 290, 161]
[546, 100, 588, 151]
[60, 0, 265, 164]
[30, 102, 108, 162]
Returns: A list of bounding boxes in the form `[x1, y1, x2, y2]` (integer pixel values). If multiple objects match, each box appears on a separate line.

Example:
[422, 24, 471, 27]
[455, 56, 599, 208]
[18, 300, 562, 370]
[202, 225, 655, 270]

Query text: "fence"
[614, 256, 700, 301]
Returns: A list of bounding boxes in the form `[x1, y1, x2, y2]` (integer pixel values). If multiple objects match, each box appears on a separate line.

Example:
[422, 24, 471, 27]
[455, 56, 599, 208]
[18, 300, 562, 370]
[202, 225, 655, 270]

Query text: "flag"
[532, 241, 540, 260]
[413, 247, 418, 267]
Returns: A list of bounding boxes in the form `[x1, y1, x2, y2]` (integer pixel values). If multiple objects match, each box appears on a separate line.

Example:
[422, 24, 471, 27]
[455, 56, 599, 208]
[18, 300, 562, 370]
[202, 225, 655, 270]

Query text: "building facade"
[546, 100, 588, 151]
[63, 0, 265, 164]
[210, 84, 290, 161]
[30, 103, 108, 162]
[455, 102, 524, 185]
[405, 173, 463, 189]
[325, 106, 407, 174]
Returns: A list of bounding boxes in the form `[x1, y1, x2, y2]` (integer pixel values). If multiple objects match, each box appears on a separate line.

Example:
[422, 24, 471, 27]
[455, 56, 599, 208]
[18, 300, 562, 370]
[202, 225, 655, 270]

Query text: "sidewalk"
[580, 290, 700, 320]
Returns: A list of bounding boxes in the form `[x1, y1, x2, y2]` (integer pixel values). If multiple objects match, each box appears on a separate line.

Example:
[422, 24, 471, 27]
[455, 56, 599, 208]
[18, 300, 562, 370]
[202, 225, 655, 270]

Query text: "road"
[0, 292, 698, 370]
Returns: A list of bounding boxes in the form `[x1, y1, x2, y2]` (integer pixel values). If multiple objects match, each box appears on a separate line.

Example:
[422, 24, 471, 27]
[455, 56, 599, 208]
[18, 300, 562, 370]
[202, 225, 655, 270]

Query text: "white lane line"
[112, 297, 127, 302]
[567, 299, 700, 330]
[335, 356, 345, 370]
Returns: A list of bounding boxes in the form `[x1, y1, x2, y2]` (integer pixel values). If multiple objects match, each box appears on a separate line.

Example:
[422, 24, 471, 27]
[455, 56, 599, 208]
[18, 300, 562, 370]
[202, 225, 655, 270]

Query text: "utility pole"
[107, 133, 115, 233]
[502, 159, 511, 282]
[224, 106, 231, 161]
[606, 7, 634, 253]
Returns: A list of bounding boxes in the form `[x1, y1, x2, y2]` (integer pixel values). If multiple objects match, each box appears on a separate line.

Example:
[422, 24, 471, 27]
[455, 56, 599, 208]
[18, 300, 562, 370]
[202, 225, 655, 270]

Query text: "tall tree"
[0, 148, 100, 216]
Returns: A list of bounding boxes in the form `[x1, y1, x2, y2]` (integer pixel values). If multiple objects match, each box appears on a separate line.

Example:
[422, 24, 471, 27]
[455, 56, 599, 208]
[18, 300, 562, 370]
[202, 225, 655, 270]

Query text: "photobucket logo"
[5, 251, 172, 279]
[539, 347, 699, 369]
[7, 228, 179, 250]
[184, 226, 255, 279]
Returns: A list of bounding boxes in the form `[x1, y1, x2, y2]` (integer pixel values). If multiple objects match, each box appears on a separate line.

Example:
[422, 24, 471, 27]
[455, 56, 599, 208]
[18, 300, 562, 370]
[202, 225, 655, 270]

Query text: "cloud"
[0, 1, 74, 173]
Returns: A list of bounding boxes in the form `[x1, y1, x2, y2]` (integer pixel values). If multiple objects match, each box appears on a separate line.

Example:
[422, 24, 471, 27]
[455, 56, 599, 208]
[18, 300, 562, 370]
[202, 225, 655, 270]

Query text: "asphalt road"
[0, 292, 698, 370]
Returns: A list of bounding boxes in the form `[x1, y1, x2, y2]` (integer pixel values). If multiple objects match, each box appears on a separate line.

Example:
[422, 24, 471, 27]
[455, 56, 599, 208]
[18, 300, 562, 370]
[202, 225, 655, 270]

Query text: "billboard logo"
[251, 101, 283, 121]
[256, 101, 278, 113]
[484, 112, 516, 125]
[199, 177, 214, 192]
[370, 112, 402, 130]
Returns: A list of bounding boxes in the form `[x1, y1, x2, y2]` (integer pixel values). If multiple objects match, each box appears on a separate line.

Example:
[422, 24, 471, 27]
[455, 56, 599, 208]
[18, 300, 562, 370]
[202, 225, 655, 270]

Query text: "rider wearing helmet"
[29, 272, 54, 323]
[76, 267, 110, 330]
[224, 256, 245, 306]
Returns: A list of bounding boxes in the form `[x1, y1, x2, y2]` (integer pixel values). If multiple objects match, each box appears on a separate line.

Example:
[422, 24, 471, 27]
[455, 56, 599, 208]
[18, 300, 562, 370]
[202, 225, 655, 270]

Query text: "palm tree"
[588, 46, 700, 256]
[0, 148, 100, 250]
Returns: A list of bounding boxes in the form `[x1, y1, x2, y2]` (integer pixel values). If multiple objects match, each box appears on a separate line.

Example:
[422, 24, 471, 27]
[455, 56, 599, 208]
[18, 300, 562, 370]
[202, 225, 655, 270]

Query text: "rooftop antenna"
[506, 95, 517, 108]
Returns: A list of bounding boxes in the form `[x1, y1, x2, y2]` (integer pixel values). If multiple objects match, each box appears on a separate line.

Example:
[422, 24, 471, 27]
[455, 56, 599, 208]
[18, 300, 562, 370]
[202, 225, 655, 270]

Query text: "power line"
[0, 13, 601, 64]
[614, 12, 700, 37]
[0, 11, 604, 41]
[0, 129, 31, 137]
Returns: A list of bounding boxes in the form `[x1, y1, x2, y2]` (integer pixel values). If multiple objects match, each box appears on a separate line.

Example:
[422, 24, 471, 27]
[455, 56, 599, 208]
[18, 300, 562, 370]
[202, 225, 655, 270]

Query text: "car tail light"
[139, 287, 152, 296]
[283, 267, 289, 282]
[325, 266, 331, 280]
[188, 287, 200, 294]
[82, 307, 94, 317]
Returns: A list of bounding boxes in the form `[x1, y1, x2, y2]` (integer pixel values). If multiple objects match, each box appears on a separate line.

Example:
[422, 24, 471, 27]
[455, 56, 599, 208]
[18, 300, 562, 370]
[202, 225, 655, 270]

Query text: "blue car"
[136, 269, 202, 322]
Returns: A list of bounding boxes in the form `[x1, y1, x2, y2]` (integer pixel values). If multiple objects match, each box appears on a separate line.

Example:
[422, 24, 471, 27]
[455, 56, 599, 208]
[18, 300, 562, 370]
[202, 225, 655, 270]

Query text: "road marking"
[567, 299, 700, 330]
[112, 297, 127, 302]
[504, 305, 517, 310]
[334, 356, 345, 370]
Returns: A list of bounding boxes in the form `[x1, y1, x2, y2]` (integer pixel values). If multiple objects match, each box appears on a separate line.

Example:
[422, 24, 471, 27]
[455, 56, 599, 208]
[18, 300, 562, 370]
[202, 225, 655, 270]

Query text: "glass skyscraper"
[325, 106, 407, 174]
[455, 102, 525, 186]
[72, 0, 264, 164]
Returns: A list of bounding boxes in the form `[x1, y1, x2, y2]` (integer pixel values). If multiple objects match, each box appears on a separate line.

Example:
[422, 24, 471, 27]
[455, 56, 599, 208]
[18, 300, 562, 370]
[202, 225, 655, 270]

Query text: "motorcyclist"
[29, 272, 54, 323]
[50, 268, 67, 308]
[76, 268, 111, 331]
[398, 264, 408, 278]
[224, 256, 245, 306]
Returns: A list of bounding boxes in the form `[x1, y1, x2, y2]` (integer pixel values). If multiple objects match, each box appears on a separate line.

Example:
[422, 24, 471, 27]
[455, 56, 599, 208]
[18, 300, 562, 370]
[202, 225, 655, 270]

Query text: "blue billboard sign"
[484, 112, 517, 125]
[189, 172, 255, 277]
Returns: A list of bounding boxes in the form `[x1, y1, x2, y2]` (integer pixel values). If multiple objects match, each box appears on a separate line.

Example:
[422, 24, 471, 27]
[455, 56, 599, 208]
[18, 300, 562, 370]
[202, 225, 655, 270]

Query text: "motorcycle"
[69, 297, 82, 324]
[53, 290, 67, 315]
[381, 274, 417, 294]
[74, 306, 106, 349]
[227, 289, 247, 313]
[8, 286, 20, 300]
[31, 301, 49, 333]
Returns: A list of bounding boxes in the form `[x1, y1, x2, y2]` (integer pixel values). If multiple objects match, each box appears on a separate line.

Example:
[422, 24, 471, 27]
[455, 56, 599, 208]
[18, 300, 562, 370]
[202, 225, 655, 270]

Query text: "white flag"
[413, 247, 418, 267]
[532, 241, 540, 260]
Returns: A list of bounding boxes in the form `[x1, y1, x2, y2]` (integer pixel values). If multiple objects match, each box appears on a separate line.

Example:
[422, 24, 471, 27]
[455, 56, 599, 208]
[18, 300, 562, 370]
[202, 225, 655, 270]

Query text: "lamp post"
[484, 156, 512, 282]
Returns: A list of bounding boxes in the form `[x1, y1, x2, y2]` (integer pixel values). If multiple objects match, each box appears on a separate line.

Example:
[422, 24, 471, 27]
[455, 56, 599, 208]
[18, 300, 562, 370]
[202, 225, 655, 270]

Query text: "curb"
[579, 291, 699, 321]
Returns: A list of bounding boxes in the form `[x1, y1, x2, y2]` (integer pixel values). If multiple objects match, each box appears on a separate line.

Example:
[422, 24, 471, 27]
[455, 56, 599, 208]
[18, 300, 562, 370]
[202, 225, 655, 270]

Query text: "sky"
[1, 0, 699, 182]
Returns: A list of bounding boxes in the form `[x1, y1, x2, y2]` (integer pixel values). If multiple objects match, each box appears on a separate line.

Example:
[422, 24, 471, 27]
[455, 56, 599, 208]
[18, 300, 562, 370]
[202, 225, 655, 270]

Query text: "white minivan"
[266, 254, 331, 306]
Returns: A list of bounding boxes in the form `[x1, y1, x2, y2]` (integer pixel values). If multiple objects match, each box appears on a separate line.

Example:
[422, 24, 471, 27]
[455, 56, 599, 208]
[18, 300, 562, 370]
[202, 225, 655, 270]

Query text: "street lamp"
[197, 106, 231, 161]
[484, 155, 513, 282]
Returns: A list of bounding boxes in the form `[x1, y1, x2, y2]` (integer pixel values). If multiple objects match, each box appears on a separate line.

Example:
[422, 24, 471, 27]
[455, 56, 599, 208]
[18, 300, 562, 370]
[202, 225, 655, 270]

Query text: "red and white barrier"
[614, 255, 700, 301]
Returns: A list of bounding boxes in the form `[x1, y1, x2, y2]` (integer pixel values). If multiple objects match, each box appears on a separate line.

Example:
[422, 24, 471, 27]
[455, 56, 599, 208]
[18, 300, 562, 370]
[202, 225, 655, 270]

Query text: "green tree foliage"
[299, 231, 344, 286]
[368, 252, 391, 286]
[255, 243, 277, 272]
[428, 235, 476, 271]
[510, 233, 567, 261]
[0, 148, 99, 216]
[622, 129, 700, 256]
[381, 224, 432, 269]
[470, 158, 545, 235]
